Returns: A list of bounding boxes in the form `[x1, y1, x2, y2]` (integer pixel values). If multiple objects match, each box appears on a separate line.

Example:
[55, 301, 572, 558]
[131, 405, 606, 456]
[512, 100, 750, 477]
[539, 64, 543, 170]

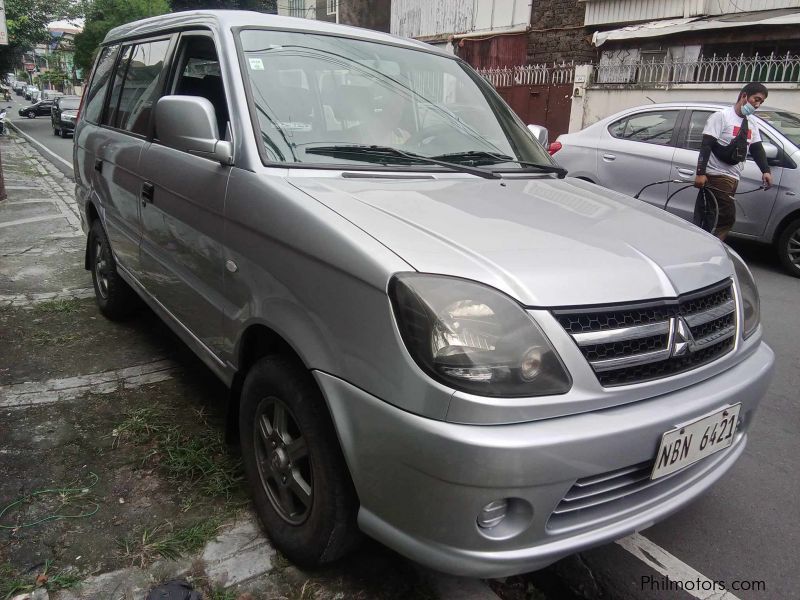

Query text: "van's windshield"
[238, 29, 552, 170]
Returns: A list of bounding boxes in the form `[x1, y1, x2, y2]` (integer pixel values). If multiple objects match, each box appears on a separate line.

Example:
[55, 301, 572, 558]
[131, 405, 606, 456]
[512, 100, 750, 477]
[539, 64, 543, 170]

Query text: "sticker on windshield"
[249, 58, 264, 71]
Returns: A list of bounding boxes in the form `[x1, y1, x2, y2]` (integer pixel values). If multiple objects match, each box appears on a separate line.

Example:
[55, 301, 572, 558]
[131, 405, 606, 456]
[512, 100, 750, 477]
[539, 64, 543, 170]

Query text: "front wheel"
[776, 218, 800, 278]
[88, 220, 140, 319]
[26, 112, 35, 119]
[239, 357, 360, 567]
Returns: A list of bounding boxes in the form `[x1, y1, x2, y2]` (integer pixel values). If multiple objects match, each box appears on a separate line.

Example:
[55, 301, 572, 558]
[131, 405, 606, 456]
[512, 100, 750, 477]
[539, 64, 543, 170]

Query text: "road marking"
[7, 121, 73, 169]
[0, 214, 68, 228]
[0, 360, 179, 409]
[0, 287, 95, 307]
[616, 533, 742, 600]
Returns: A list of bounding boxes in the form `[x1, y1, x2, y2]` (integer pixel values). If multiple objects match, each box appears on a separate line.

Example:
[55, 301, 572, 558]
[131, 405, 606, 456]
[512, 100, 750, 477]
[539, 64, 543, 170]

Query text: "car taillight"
[548, 141, 562, 155]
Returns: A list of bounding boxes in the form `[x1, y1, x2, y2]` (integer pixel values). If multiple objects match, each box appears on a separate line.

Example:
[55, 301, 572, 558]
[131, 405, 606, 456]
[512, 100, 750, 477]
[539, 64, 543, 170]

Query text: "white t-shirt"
[702, 107, 761, 180]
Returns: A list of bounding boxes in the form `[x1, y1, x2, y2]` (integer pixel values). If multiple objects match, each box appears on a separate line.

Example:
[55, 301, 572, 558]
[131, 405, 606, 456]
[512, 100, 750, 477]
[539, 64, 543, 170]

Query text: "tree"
[0, 0, 82, 72]
[73, 0, 171, 74]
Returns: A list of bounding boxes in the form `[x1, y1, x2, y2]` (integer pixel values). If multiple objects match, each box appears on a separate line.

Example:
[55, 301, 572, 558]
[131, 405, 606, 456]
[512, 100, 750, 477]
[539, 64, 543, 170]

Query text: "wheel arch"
[771, 207, 800, 245]
[226, 323, 314, 445]
[83, 201, 100, 270]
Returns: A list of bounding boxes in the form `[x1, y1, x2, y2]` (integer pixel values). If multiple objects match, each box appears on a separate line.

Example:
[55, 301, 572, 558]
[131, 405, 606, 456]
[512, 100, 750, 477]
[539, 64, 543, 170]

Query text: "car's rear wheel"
[239, 356, 360, 567]
[88, 220, 140, 320]
[776, 218, 800, 278]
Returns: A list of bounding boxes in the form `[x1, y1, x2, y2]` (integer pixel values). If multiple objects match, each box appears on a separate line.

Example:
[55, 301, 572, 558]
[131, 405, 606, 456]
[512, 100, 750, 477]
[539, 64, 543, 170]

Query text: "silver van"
[74, 11, 774, 577]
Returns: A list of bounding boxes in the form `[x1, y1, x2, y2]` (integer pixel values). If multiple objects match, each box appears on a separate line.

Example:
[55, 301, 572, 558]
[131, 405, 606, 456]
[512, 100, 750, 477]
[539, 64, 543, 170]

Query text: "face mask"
[741, 102, 756, 117]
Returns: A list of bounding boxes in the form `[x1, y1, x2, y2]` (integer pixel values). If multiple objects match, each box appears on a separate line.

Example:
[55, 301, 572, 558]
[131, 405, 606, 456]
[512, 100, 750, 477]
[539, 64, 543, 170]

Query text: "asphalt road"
[9, 105, 798, 599]
[6, 93, 75, 173]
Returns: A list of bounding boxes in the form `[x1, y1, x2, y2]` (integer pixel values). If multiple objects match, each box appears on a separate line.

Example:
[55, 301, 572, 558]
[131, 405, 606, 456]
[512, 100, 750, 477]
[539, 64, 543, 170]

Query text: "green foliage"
[73, 0, 171, 74]
[0, 0, 82, 72]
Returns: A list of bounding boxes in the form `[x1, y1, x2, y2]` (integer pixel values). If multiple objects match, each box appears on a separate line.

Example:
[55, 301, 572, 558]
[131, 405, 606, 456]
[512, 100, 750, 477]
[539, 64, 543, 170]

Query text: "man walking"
[695, 82, 773, 240]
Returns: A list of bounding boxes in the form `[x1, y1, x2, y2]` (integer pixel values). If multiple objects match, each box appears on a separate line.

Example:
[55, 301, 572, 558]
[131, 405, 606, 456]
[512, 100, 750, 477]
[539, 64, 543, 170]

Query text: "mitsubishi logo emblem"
[671, 317, 696, 356]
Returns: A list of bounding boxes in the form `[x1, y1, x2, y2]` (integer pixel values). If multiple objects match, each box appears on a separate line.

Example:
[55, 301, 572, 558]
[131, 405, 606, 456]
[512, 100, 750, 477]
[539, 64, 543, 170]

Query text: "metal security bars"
[593, 52, 800, 86]
[478, 63, 575, 88]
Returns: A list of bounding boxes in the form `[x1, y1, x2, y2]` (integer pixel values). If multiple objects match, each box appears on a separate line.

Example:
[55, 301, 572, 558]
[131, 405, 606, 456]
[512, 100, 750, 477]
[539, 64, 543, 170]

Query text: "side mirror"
[155, 95, 233, 166]
[762, 142, 779, 160]
[527, 124, 549, 147]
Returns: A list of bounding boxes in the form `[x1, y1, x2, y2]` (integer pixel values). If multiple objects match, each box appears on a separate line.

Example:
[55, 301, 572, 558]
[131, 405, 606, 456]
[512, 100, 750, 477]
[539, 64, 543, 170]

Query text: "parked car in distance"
[75, 11, 774, 578]
[552, 102, 800, 277]
[41, 90, 64, 101]
[19, 99, 56, 118]
[24, 86, 38, 100]
[51, 95, 81, 137]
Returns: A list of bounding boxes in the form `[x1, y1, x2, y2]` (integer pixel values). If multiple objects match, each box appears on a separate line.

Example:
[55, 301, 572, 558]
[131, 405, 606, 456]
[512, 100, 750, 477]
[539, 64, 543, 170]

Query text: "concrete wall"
[570, 82, 800, 131]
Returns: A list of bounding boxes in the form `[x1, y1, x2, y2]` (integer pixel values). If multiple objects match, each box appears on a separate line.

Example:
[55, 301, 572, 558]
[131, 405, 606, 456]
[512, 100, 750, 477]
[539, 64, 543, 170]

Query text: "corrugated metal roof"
[457, 32, 528, 68]
[593, 8, 800, 46]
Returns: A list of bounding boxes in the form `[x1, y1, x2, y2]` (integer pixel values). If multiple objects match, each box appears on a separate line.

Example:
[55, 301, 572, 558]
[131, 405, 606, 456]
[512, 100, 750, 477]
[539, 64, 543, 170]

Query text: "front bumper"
[315, 341, 774, 577]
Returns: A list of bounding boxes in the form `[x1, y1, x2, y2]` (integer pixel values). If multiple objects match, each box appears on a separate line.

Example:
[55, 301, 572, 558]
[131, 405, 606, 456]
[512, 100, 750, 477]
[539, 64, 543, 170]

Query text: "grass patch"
[0, 561, 81, 600]
[117, 517, 223, 568]
[32, 298, 82, 314]
[111, 406, 244, 506]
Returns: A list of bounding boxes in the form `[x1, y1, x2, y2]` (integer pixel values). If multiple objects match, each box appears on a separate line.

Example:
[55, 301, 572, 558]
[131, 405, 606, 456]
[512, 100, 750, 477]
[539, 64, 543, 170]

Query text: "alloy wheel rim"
[93, 240, 110, 299]
[788, 228, 800, 267]
[253, 396, 312, 525]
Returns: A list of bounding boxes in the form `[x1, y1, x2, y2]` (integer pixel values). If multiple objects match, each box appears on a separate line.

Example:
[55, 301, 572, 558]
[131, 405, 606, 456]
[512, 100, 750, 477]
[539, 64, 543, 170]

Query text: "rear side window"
[683, 111, 714, 151]
[83, 45, 119, 124]
[103, 46, 133, 128]
[608, 111, 679, 146]
[115, 40, 171, 134]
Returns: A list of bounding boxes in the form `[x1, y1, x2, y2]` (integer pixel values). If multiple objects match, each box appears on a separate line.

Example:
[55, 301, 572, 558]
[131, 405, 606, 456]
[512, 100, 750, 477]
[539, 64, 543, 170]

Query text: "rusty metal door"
[484, 64, 575, 140]
[498, 83, 573, 139]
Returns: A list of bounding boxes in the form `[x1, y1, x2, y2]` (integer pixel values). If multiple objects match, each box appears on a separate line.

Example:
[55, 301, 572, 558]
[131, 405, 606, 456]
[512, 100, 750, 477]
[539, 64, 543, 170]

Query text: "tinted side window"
[103, 46, 133, 128]
[608, 111, 679, 146]
[117, 40, 171, 135]
[83, 45, 119, 124]
[684, 111, 714, 151]
[169, 35, 229, 139]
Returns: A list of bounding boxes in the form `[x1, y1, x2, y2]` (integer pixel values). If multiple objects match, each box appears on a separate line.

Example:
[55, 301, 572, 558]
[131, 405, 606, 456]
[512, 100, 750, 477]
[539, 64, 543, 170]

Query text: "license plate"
[651, 403, 741, 480]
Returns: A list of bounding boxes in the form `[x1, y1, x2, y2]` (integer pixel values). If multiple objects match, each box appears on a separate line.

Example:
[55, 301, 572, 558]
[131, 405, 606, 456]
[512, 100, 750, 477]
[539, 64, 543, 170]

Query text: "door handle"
[94, 158, 103, 173]
[141, 181, 155, 206]
[602, 154, 616, 161]
[676, 168, 694, 178]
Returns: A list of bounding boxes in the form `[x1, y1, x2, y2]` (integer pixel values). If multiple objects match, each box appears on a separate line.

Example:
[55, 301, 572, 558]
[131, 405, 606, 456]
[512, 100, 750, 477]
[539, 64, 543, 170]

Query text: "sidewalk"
[0, 131, 502, 600]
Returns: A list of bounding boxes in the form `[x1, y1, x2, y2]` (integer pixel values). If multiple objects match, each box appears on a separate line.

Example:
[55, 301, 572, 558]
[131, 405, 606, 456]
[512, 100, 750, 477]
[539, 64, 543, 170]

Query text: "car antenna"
[645, 96, 656, 104]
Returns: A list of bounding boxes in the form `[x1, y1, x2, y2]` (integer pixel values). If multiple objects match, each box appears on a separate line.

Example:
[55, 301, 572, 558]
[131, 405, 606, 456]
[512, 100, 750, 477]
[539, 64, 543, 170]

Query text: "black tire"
[239, 356, 359, 567]
[776, 218, 800, 278]
[26, 112, 34, 119]
[88, 220, 140, 320]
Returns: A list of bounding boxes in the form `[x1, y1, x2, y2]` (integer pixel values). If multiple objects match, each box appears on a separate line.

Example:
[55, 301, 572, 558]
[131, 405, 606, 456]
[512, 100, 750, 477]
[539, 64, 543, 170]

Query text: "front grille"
[554, 280, 736, 387]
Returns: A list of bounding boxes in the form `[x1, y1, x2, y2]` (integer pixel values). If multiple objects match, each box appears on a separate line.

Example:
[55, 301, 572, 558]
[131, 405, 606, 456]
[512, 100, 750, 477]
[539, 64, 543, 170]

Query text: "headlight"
[725, 247, 760, 338]
[389, 274, 571, 397]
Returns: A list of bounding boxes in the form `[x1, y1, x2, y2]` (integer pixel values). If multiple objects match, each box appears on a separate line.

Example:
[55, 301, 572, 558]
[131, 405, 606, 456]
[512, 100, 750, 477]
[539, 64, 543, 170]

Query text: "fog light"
[520, 346, 544, 381]
[477, 499, 508, 529]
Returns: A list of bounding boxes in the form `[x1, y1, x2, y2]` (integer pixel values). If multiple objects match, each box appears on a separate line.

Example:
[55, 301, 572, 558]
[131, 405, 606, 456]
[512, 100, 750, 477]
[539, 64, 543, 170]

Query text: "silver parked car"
[553, 102, 800, 276]
[75, 12, 773, 577]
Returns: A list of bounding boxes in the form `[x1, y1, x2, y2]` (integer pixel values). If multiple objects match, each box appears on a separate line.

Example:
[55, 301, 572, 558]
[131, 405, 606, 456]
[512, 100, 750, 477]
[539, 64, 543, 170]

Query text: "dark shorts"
[706, 174, 738, 231]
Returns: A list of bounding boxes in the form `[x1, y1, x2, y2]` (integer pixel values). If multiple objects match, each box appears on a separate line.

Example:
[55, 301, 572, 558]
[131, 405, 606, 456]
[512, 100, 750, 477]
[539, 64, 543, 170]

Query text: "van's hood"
[289, 175, 732, 306]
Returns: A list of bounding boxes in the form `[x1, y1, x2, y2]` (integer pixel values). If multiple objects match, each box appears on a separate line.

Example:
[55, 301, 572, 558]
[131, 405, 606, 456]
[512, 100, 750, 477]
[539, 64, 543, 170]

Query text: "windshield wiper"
[305, 145, 500, 179]
[430, 151, 568, 178]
